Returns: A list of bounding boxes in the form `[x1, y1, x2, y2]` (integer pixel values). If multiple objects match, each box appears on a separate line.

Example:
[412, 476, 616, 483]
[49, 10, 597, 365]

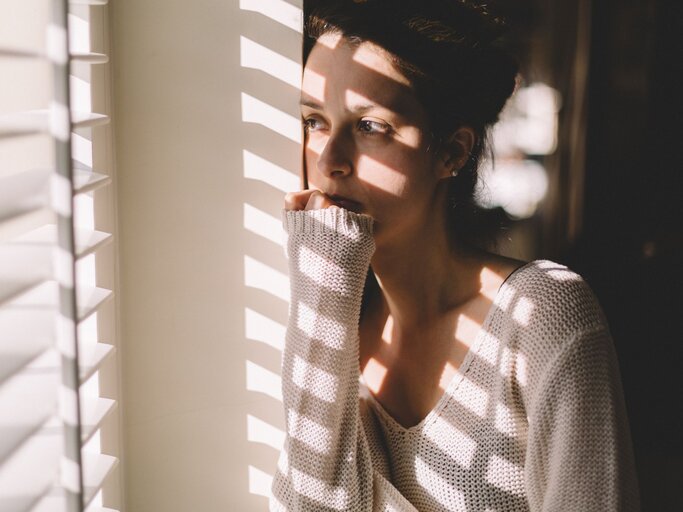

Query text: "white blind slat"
[0, 244, 53, 275]
[71, 112, 109, 130]
[29, 490, 68, 512]
[0, 110, 110, 139]
[0, 307, 54, 385]
[1, 361, 116, 500]
[82, 453, 118, 508]
[0, 49, 108, 63]
[16, 224, 113, 260]
[73, 169, 111, 195]
[0, 47, 43, 59]
[0, 279, 48, 311]
[11, 281, 113, 323]
[2, 1, 121, 509]
[68, 0, 109, 5]
[0, 169, 51, 224]
[0, 406, 62, 512]
[0, 111, 49, 140]
[80, 397, 116, 444]
[79, 343, 114, 385]
[0, 244, 53, 303]
[0, 351, 59, 464]
[4, 338, 113, 392]
[2, 347, 115, 453]
[76, 286, 113, 323]
[70, 52, 108, 64]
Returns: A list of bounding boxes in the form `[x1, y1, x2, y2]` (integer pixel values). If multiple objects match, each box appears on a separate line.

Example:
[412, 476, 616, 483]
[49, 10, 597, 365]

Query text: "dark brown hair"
[304, 0, 519, 250]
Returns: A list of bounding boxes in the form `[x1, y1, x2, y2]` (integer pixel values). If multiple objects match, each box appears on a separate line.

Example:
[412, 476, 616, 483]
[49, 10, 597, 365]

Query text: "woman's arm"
[270, 207, 376, 511]
[524, 326, 640, 511]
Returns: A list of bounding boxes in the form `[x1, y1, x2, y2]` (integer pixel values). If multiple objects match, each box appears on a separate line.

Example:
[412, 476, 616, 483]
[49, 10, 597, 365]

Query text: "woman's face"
[301, 33, 449, 243]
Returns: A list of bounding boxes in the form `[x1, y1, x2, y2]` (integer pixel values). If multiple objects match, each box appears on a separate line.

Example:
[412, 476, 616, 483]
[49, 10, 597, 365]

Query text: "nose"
[316, 129, 353, 178]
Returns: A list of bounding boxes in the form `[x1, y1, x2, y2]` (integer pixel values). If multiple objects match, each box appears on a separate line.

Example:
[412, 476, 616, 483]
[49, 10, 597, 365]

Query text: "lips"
[328, 194, 363, 213]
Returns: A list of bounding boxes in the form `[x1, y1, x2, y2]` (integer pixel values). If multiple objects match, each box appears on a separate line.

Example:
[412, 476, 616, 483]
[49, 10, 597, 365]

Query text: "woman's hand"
[284, 189, 339, 211]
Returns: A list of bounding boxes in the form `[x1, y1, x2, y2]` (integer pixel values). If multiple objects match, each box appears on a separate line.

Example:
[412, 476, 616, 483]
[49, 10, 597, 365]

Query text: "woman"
[271, 1, 639, 510]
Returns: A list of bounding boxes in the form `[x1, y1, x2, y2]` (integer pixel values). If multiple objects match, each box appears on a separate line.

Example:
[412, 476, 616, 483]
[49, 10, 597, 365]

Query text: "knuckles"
[284, 189, 338, 211]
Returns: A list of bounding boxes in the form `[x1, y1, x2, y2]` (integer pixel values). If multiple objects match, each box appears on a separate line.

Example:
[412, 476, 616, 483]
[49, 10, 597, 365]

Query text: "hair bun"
[383, 0, 509, 48]
[452, 0, 509, 45]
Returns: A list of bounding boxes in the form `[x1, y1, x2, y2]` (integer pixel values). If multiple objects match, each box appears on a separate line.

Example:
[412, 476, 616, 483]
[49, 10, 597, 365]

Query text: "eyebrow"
[299, 98, 324, 110]
[300, 97, 405, 117]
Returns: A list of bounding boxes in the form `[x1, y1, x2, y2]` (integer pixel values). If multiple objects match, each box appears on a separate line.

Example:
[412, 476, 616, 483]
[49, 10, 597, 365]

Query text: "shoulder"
[501, 259, 608, 337]
[492, 260, 612, 397]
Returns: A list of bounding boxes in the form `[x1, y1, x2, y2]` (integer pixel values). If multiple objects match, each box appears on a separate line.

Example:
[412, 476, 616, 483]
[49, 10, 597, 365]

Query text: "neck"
[370, 213, 485, 330]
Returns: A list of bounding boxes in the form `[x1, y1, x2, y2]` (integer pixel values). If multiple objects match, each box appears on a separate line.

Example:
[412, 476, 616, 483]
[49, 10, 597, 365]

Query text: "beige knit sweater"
[271, 208, 639, 512]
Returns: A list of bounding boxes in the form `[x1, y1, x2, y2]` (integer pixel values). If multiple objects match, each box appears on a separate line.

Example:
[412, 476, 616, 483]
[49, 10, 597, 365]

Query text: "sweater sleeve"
[270, 207, 376, 512]
[524, 326, 640, 512]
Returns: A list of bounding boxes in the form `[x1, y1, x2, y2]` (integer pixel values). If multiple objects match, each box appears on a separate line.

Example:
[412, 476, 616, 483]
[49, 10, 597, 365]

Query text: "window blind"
[1, 1, 120, 511]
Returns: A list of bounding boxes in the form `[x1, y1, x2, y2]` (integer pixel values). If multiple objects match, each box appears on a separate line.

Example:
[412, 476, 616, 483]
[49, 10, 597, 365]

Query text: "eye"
[302, 117, 325, 132]
[357, 119, 392, 135]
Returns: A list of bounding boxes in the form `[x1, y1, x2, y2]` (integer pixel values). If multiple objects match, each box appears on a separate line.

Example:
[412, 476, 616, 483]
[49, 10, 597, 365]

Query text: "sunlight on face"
[301, 66, 326, 103]
[300, 33, 441, 237]
[316, 30, 343, 49]
[351, 43, 412, 86]
[356, 154, 408, 192]
[345, 89, 421, 149]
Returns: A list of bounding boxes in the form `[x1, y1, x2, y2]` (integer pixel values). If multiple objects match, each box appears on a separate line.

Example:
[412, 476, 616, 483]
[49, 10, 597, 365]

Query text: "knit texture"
[271, 207, 639, 512]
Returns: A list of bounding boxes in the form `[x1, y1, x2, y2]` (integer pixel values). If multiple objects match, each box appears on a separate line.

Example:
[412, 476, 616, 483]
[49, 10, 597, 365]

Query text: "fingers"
[284, 189, 338, 211]
[284, 190, 316, 211]
[305, 190, 336, 210]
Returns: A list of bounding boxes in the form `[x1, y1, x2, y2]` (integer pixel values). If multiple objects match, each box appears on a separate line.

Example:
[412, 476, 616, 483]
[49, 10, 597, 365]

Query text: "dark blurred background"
[498, 1, 682, 509]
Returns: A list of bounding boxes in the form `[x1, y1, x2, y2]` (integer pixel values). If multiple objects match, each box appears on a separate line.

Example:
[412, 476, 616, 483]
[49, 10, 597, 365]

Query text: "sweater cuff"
[282, 207, 374, 238]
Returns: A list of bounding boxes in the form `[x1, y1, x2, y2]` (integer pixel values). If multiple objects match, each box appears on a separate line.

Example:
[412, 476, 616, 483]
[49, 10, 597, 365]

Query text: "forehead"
[302, 33, 419, 116]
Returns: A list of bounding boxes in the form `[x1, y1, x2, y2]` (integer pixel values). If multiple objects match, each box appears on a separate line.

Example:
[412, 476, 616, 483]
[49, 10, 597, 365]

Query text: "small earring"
[445, 155, 460, 173]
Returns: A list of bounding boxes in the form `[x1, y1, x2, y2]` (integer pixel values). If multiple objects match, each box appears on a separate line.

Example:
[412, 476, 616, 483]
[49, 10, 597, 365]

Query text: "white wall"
[111, 0, 302, 509]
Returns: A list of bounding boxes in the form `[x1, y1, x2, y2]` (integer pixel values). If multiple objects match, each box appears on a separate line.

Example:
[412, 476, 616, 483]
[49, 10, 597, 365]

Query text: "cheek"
[304, 138, 324, 182]
[305, 133, 327, 157]
[304, 134, 327, 163]
[356, 154, 410, 197]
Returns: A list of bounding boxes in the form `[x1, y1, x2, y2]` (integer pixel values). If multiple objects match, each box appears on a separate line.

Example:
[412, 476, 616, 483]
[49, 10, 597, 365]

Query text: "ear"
[436, 126, 476, 178]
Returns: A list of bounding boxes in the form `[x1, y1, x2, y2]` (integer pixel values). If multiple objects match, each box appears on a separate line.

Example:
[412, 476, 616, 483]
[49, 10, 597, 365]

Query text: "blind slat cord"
[50, 0, 85, 508]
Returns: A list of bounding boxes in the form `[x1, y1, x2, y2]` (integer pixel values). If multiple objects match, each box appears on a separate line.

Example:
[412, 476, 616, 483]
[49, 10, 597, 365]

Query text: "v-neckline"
[359, 260, 535, 433]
